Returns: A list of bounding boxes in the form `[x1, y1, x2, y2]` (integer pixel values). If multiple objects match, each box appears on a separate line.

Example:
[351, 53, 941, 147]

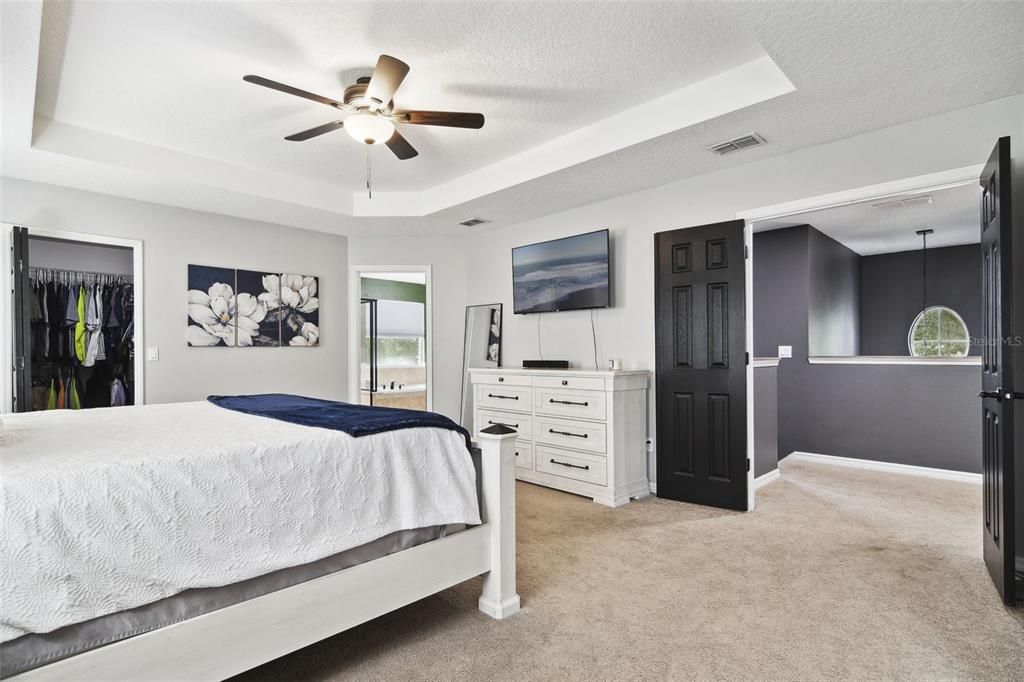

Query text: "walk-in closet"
[12, 231, 137, 412]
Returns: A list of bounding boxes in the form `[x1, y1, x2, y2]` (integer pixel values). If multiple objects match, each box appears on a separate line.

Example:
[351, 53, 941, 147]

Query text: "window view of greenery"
[909, 306, 969, 357]
[378, 336, 425, 366]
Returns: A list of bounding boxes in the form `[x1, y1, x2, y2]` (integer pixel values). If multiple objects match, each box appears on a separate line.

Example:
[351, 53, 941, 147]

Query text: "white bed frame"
[12, 429, 520, 682]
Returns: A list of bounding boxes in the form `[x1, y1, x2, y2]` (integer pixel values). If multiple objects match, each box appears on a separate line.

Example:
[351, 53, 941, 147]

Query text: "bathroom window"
[907, 306, 970, 357]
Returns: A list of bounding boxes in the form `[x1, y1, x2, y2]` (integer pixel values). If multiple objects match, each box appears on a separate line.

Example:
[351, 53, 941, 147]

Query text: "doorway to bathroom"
[350, 267, 431, 411]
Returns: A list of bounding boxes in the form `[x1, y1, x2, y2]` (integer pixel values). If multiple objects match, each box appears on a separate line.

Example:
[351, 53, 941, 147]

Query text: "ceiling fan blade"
[243, 75, 345, 109]
[393, 110, 485, 129]
[365, 55, 410, 108]
[285, 120, 344, 141]
[385, 129, 419, 160]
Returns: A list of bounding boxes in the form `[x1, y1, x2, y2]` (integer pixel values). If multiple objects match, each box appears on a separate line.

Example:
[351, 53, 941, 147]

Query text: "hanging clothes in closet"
[28, 268, 135, 411]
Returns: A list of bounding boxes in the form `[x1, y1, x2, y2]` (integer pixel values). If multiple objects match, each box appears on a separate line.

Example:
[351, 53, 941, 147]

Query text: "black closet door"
[12, 226, 32, 412]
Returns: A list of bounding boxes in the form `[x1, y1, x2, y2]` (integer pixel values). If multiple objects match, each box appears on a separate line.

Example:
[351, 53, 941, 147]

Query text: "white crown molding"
[3, 0, 795, 224]
[353, 56, 795, 217]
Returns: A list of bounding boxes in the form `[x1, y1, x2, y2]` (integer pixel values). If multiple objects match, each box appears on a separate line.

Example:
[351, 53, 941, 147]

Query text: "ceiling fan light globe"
[345, 113, 394, 145]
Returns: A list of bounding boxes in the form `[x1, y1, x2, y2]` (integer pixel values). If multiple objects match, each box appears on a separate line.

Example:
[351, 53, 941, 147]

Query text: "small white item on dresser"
[470, 367, 650, 507]
[608, 358, 622, 370]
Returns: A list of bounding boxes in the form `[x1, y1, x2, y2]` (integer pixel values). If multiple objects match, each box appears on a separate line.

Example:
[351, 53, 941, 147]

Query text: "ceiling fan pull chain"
[366, 146, 372, 200]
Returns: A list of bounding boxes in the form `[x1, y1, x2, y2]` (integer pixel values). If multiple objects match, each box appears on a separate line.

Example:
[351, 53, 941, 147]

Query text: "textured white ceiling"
[4, 1, 1023, 234]
[35, 1, 765, 191]
[754, 183, 981, 256]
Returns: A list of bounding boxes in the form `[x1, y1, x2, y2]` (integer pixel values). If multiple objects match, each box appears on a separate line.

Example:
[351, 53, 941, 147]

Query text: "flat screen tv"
[512, 229, 610, 314]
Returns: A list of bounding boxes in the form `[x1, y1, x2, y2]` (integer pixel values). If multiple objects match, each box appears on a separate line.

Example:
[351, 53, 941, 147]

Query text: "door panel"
[655, 220, 748, 510]
[12, 226, 32, 413]
[979, 136, 1017, 605]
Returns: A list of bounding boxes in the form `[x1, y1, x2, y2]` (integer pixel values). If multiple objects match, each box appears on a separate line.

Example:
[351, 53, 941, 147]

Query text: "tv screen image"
[512, 229, 610, 314]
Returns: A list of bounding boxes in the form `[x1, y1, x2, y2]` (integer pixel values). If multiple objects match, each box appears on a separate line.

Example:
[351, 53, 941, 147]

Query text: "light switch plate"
[778, 345, 792, 359]
[146, 347, 160, 362]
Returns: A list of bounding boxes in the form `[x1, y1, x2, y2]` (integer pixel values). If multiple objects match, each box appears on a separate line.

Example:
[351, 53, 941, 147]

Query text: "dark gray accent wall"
[753, 226, 981, 473]
[808, 228, 861, 357]
[860, 244, 981, 356]
[753, 365, 779, 478]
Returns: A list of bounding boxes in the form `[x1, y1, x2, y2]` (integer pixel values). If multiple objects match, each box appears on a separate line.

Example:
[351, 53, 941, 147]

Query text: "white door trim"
[2, 224, 145, 413]
[744, 222, 755, 511]
[348, 265, 433, 411]
[736, 163, 984, 223]
[787, 451, 982, 484]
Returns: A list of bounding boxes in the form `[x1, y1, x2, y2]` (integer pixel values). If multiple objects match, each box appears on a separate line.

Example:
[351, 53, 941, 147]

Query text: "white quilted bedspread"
[0, 401, 480, 642]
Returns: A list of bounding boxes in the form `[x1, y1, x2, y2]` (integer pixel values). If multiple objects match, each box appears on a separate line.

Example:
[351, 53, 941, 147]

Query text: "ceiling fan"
[243, 55, 484, 161]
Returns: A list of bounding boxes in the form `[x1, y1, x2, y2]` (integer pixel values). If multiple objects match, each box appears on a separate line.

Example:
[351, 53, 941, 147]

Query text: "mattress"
[0, 525, 456, 678]
[0, 401, 481, 666]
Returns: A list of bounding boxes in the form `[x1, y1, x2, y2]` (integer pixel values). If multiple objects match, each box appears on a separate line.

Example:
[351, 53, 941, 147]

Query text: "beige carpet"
[234, 458, 1024, 681]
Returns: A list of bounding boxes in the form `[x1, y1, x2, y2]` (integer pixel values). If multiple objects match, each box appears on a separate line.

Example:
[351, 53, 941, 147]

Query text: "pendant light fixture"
[915, 228, 933, 311]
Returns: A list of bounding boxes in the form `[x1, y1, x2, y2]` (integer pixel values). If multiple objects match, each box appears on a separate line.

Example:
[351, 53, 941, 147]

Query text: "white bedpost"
[476, 424, 520, 619]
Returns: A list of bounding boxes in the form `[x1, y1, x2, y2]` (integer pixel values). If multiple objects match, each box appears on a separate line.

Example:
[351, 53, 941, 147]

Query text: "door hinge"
[745, 351, 750, 365]
[744, 245, 749, 259]
[747, 458, 751, 472]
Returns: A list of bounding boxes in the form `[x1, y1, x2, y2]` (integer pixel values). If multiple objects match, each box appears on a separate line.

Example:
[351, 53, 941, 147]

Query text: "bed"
[0, 396, 519, 681]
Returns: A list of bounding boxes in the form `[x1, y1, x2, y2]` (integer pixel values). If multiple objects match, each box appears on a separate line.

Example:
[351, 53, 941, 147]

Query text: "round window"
[908, 306, 970, 357]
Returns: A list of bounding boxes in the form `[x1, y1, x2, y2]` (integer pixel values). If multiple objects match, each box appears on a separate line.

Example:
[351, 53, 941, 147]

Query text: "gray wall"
[3, 177, 349, 406]
[753, 226, 981, 473]
[808, 228, 861, 357]
[860, 244, 981, 356]
[29, 236, 134, 274]
[753, 365, 779, 478]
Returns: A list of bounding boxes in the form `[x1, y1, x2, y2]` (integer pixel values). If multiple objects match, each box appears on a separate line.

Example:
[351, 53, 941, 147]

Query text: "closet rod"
[28, 266, 133, 280]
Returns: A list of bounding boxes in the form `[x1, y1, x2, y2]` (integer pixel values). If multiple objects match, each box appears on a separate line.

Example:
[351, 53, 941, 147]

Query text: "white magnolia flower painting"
[187, 266, 320, 348]
[280, 273, 320, 347]
[186, 265, 237, 346]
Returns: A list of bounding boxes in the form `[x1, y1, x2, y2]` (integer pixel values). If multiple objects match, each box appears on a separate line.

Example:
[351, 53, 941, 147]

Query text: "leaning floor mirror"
[460, 303, 502, 430]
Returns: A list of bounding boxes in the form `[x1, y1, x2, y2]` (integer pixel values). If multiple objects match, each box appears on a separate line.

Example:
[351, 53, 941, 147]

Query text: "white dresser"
[469, 368, 650, 507]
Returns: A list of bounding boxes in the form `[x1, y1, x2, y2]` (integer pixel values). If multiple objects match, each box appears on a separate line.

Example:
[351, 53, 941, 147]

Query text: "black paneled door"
[654, 220, 748, 510]
[12, 226, 32, 413]
[979, 137, 1019, 606]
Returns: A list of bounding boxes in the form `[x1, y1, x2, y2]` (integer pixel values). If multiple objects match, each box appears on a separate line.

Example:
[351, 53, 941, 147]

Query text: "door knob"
[978, 390, 1003, 400]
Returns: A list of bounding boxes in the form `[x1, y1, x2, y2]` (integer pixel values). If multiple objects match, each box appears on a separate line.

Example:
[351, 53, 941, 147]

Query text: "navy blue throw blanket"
[208, 393, 473, 451]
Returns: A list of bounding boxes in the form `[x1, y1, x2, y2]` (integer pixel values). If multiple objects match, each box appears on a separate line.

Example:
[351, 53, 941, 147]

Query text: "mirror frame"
[460, 303, 502, 429]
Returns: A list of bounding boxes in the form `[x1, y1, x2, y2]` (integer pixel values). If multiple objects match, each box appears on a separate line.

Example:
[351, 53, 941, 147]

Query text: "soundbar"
[522, 360, 570, 369]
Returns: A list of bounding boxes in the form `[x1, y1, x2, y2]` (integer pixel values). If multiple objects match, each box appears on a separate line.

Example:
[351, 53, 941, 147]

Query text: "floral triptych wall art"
[187, 265, 320, 348]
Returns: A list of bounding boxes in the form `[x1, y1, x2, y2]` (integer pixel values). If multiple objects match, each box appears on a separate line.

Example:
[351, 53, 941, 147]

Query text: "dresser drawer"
[477, 409, 533, 440]
[473, 373, 533, 387]
[533, 374, 605, 391]
[534, 415, 607, 454]
[536, 446, 607, 486]
[477, 385, 532, 412]
[534, 387, 606, 420]
[513, 441, 534, 471]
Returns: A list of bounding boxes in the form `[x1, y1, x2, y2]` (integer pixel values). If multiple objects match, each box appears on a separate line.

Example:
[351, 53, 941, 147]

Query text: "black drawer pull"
[488, 420, 519, 428]
[514, 451, 519, 457]
[550, 458, 590, 471]
[549, 428, 588, 439]
[561, 379, 568, 386]
[488, 393, 519, 400]
[549, 398, 589, 406]
[498, 377, 504, 382]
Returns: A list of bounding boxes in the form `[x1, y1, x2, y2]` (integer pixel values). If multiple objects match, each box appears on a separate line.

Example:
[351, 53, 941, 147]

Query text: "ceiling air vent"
[459, 217, 490, 227]
[872, 195, 934, 211]
[706, 133, 766, 156]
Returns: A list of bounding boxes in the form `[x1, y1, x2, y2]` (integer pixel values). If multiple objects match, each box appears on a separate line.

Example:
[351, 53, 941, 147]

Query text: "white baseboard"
[786, 451, 982, 484]
[754, 469, 780, 489]
[648, 481, 657, 495]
